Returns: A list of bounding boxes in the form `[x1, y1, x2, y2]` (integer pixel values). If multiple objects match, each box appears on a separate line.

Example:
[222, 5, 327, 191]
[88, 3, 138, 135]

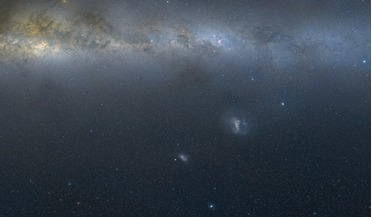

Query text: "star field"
[0, 0, 370, 216]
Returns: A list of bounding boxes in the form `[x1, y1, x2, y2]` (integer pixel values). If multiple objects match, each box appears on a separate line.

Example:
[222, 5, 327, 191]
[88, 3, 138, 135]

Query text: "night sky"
[0, 0, 370, 216]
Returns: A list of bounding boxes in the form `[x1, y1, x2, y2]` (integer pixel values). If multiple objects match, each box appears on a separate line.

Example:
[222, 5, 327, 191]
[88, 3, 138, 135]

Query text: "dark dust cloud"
[0, 0, 370, 216]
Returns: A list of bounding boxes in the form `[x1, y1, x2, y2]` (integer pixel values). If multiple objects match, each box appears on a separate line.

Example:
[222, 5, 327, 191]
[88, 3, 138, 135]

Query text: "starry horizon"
[0, 0, 370, 216]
